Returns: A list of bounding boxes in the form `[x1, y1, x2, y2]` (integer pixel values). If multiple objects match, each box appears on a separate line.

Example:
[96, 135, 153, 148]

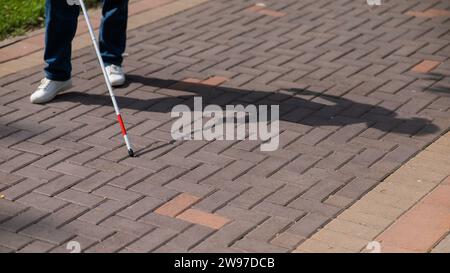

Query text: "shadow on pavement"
[422, 72, 450, 96]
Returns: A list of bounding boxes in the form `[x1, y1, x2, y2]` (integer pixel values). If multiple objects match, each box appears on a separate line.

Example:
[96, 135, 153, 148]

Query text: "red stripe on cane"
[117, 114, 127, 136]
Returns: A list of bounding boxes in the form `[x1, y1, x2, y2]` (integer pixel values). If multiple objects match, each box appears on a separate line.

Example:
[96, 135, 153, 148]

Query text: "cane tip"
[128, 149, 135, 157]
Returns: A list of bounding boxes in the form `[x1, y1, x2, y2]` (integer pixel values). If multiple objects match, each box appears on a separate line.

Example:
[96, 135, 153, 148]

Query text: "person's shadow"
[56, 74, 439, 137]
[421, 72, 450, 96]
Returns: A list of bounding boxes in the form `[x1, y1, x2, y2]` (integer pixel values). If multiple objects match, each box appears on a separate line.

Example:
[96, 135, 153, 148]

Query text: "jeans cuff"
[45, 72, 71, 82]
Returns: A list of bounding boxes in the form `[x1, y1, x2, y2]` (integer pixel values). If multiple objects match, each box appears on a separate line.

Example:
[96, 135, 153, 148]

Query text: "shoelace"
[108, 65, 123, 75]
[38, 78, 51, 89]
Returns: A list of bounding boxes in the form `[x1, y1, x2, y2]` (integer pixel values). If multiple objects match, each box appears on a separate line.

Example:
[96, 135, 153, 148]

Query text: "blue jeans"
[44, 0, 128, 81]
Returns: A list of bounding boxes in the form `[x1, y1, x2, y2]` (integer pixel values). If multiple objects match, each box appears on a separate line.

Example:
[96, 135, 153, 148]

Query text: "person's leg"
[99, 0, 129, 66]
[43, 0, 80, 81]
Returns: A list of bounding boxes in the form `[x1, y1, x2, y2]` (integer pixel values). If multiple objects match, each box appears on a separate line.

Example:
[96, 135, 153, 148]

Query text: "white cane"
[69, 0, 134, 157]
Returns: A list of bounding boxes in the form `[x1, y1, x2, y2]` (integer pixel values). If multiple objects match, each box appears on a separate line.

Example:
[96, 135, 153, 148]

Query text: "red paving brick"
[182, 78, 202, 84]
[200, 76, 229, 86]
[376, 184, 450, 252]
[154, 193, 200, 217]
[1, 0, 450, 253]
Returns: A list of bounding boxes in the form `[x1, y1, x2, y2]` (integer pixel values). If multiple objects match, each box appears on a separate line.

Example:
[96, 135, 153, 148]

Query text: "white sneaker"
[30, 78, 73, 104]
[106, 64, 126, 87]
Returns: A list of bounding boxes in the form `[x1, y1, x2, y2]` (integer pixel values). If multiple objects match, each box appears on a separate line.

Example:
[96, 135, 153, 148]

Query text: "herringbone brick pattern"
[0, 0, 449, 252]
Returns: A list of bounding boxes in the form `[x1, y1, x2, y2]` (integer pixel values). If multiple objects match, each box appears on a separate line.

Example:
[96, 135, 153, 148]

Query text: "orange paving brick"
[245, 4, 286, 17]
[0, 0, 173, 65]
[182, 78, 202, 83]
[443, 177, 450, 186]
[421, 184, 450, 209]
[201, 76, 229, 86]
[177, 209, 231, 229]
[128, 0, 174, 16]
[154, 193, 200, 217]
[425, 9, 450, 17]
[246, 5, 266, 13]
[376, 186, 450, 252]
[411, 60, 441, 73]
[258, 9, 287, 17]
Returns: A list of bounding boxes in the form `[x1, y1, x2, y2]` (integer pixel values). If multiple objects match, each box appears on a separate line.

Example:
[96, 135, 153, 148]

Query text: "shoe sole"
[30, 81, 73, 104]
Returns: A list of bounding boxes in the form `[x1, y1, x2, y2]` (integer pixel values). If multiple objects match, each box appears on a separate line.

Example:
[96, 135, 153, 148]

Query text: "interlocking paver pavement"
[1, 0, 450, 252]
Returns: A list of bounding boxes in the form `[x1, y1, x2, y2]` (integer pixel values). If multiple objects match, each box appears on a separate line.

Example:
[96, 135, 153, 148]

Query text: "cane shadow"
[135, 139, 177, 157]
[57, 74, 439, 139]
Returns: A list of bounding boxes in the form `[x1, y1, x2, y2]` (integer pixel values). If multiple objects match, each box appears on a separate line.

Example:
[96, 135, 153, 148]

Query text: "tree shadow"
[56, 74, 439, 137]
